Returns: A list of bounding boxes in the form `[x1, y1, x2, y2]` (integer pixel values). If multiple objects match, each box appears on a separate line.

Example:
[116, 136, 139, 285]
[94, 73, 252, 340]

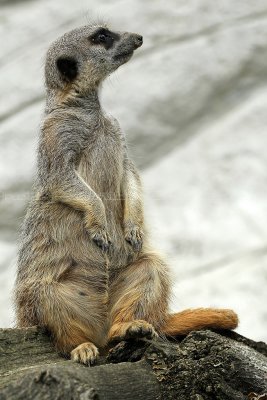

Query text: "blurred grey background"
[0, 0, 266, 341]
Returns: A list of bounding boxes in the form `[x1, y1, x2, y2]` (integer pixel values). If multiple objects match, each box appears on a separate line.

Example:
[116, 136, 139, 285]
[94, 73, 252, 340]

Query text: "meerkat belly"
[77, 133, 132, 268]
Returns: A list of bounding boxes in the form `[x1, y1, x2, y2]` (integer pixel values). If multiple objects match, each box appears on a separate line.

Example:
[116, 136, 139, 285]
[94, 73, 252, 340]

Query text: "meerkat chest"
[77, 116, 125, 194]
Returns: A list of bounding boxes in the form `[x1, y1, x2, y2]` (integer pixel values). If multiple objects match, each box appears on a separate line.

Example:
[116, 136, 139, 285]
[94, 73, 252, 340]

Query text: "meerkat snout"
[112, 32, 143, 65]
[133, 34, 143, 49]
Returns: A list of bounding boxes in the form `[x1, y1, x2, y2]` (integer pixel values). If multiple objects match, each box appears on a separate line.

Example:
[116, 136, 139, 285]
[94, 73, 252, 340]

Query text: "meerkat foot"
[109, 320, 158, 342]
[124, 223, 144, 252]
[71, 342, 99, 366]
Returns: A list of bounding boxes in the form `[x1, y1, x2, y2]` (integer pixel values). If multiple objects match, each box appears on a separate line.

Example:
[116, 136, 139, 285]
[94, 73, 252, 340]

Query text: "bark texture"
[0, 327, 266, 400]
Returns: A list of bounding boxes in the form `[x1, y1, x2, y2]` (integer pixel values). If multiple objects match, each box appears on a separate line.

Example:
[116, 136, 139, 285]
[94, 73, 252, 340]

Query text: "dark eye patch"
[90, 28, 120, 50]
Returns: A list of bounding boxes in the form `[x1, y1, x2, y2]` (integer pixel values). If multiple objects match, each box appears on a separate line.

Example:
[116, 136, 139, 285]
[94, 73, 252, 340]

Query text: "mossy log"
[0, 327, 266, 400]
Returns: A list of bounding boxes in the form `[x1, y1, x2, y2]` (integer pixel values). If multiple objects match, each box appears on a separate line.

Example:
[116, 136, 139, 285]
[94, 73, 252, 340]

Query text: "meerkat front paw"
[84, 210, 112, 252]
[71, 342, 99, 366]
[124, 223, 143, 252]
[90, 226, 112, 253]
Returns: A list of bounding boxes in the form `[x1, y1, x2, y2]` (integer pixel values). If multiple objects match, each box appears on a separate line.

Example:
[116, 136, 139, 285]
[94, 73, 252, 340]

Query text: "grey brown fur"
[15, 23, 238, 365]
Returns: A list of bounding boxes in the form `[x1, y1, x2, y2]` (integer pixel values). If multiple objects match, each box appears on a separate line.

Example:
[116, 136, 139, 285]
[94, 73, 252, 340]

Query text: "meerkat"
[15, 23, 238, 365]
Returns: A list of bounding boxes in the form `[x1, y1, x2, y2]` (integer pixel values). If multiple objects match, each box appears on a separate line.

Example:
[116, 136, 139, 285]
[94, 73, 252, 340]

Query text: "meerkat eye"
[91, 29, 110, 44]
[90, 28, 119, 50]
[98, 33, 108, 43]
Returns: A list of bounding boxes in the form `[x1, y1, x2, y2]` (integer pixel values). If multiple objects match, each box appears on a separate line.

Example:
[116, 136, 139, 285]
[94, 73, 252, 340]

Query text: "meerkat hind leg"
[108, 252, 170, 342]
[37, 261, 108, 365]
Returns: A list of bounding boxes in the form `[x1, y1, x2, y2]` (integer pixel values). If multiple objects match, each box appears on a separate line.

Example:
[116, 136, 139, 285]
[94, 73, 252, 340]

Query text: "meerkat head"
[45, 24, 143, 94]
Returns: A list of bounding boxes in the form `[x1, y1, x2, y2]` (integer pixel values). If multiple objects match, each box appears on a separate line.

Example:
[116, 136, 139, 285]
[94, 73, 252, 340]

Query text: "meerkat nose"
[134, 34, 143, 49]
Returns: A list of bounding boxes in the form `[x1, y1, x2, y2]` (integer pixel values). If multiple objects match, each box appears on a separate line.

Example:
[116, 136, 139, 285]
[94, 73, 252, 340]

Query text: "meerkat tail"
[162, 308, 238, 336]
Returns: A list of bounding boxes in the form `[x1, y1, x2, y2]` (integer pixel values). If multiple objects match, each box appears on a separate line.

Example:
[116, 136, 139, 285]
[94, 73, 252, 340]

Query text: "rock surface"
[0, 0, 266, 340]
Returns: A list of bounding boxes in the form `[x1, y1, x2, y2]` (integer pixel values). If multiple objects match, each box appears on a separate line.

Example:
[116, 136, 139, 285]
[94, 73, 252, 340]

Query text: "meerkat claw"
[71, 342, 99, 366]
[109, 320, 158, 343]
[91, 230, 112, 253]
[125, 225, 143, 252]
[93, 237, 111, 252]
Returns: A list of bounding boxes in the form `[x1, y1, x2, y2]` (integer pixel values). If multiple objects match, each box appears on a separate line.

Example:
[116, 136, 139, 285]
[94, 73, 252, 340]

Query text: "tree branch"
[0, 327, 266, 400]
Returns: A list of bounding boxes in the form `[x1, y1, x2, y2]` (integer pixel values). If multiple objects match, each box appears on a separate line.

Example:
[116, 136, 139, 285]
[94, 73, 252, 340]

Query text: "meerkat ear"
[56, 57, 78, 82]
